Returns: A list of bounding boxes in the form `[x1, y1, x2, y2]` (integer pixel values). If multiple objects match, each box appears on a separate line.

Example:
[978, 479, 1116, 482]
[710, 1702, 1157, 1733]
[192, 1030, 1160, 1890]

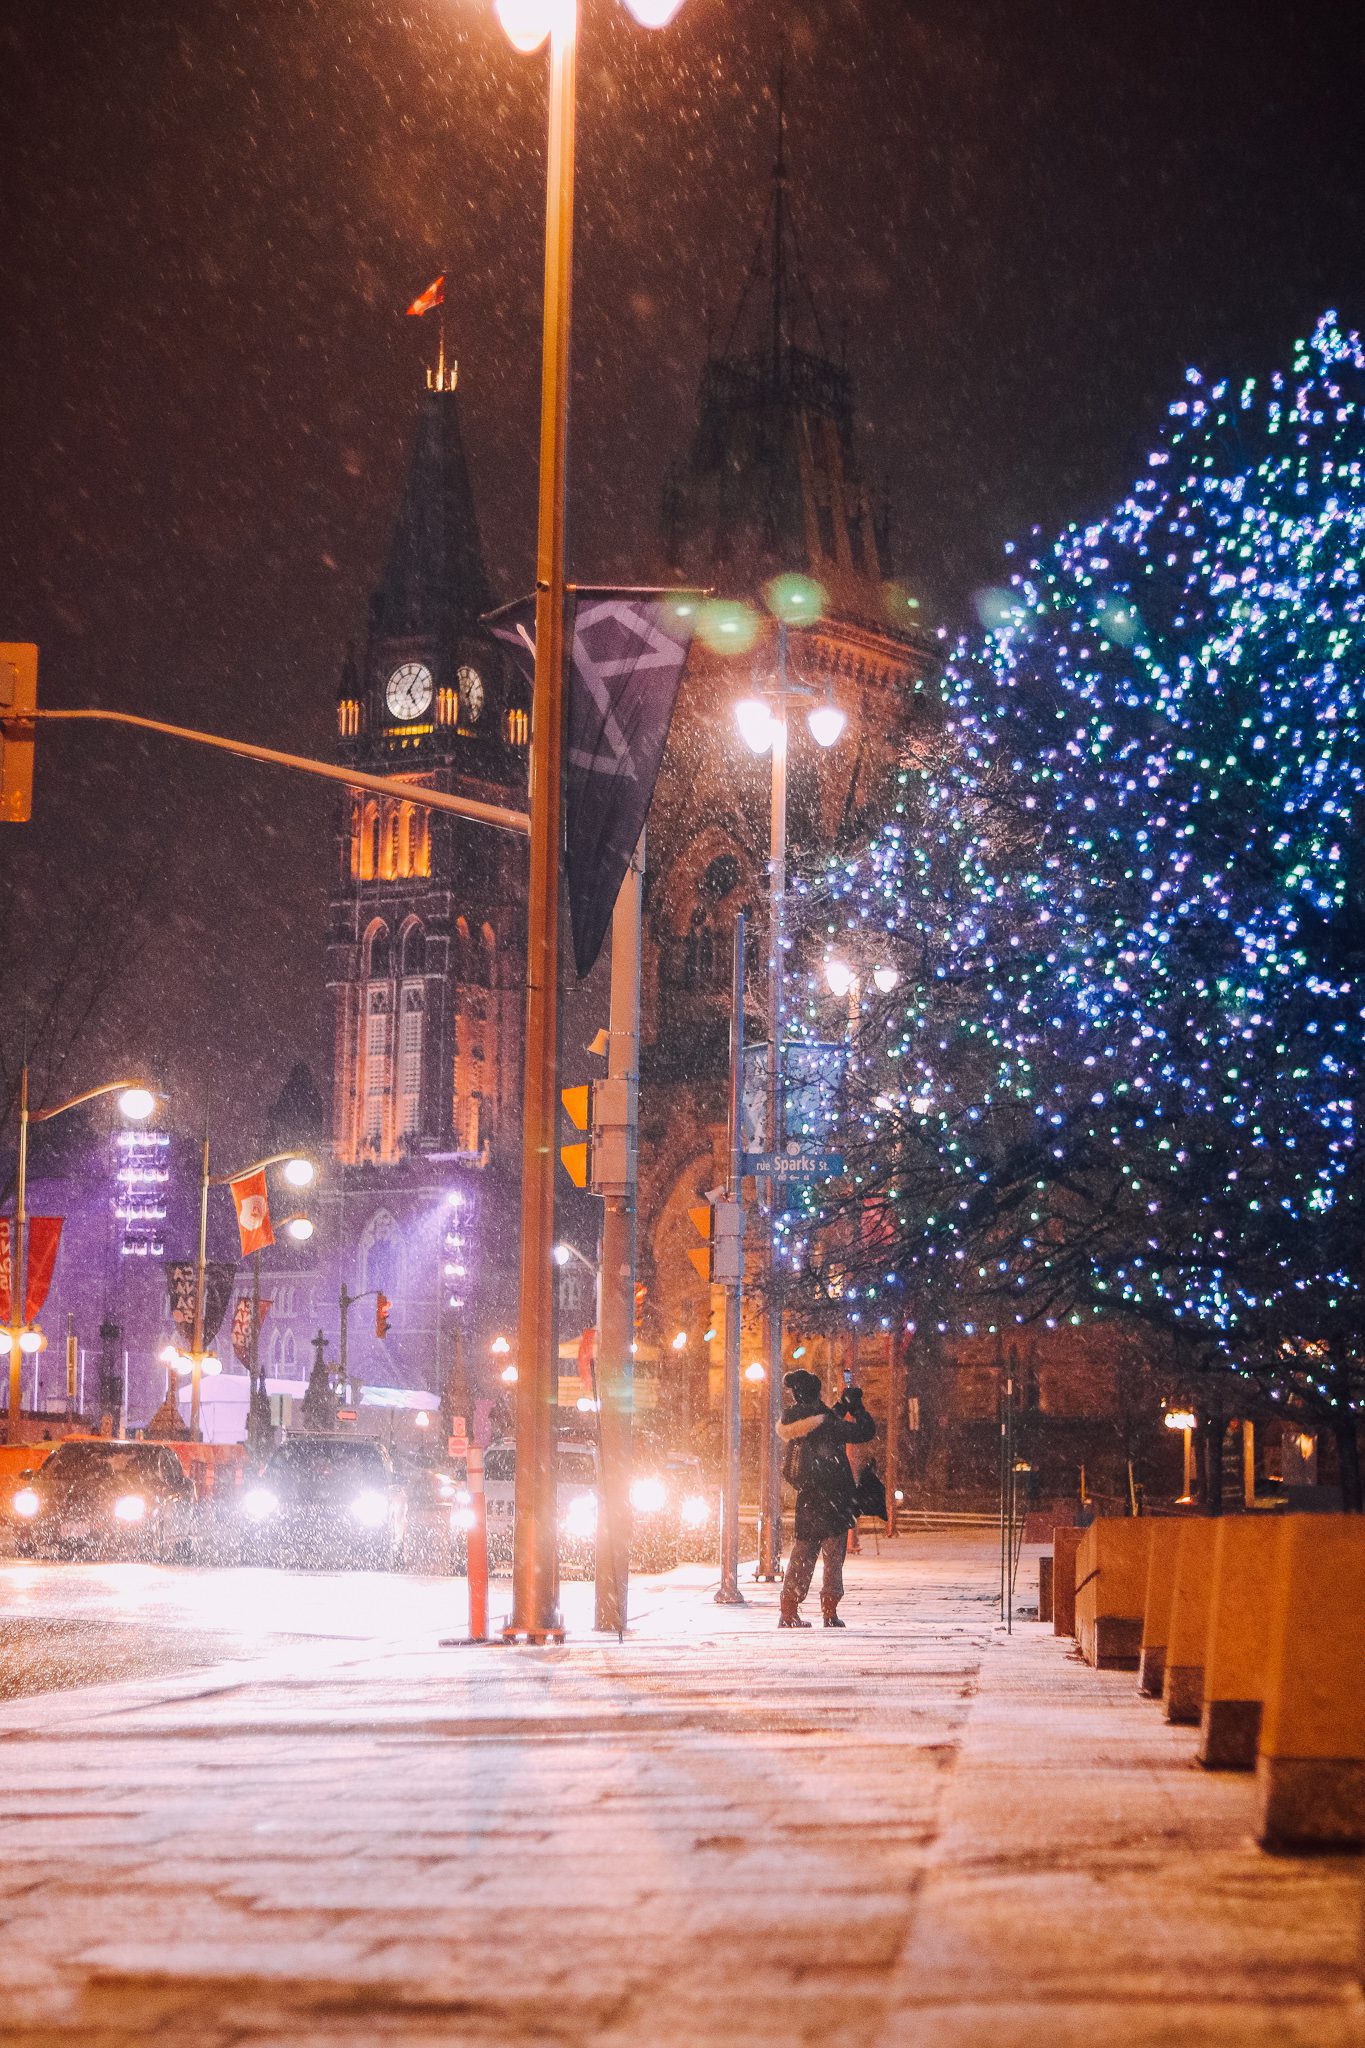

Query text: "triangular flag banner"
[487, 588, 697, 976]
[406, 274, 445, 317]
[229, 1168, 274, 1257]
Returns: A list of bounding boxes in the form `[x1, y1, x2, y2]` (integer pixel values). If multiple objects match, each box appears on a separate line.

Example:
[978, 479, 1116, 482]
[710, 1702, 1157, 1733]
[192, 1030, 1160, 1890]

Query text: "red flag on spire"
[406, 275, 445, 317]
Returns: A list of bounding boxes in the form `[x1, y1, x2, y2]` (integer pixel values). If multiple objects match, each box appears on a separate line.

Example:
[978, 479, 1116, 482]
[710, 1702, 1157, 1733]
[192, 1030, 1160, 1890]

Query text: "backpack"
[782, 1432, 813, 1491]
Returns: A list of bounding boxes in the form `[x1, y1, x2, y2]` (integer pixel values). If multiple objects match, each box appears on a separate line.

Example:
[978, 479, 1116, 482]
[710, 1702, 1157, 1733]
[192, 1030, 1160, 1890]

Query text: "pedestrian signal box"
[686, 1198, 743, 1283]
[0, 643, 37, 823]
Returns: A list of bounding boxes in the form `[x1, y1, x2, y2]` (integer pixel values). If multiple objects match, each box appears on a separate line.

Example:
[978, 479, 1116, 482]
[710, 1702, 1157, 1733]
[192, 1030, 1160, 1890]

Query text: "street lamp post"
[495, 0, 686, 1643]
[4, 1068, 157, 1443]
[735, 624, 848, 1580]
[186, 1143, 315, 1441]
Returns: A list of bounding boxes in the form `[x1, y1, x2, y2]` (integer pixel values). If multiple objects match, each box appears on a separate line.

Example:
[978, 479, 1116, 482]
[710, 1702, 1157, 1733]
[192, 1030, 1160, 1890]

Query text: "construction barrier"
[1052, 1525, 1083, 1639]
[1199, 1517, 1283, 1770]
[1137, 1518, 1186, 1697]
[1256, 1515, 1365, 1851]
[1162, 1518, 1219, 1725]
[1074, 1518, 1154, 1669]
[1041, 1506, 1365, 1855]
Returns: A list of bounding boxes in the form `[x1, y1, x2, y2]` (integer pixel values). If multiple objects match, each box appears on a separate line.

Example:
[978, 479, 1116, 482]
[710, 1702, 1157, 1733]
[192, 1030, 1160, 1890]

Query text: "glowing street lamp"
[735, 698, 776, 755]
[495, 0, 688, 1644]
[1165, 1407, 1198, 1503]
[5, 1066, 161, 1443]
[806, 699, 848, 750]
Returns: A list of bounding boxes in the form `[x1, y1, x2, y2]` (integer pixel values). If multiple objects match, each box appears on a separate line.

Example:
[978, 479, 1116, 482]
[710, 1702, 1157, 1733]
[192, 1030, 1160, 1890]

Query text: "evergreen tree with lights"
[790, 313, 1365, 1504]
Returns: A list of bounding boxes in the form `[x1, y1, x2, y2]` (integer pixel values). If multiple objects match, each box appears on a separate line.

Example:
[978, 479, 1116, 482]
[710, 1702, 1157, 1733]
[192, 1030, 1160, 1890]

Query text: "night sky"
[3, 0, 1361, 1134]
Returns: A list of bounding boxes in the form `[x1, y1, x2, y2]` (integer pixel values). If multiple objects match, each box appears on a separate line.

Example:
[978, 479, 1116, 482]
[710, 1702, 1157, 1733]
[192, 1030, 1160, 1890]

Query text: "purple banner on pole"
[488, 588, 696, 977]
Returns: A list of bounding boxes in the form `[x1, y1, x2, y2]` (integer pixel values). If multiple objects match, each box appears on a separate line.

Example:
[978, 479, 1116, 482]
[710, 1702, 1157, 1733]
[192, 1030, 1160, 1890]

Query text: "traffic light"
[686, 1197, 743, 1283]
[560, 1084, 591, 1189]
[375, 1291, 391, 1339]
[0, 643, 37, 823]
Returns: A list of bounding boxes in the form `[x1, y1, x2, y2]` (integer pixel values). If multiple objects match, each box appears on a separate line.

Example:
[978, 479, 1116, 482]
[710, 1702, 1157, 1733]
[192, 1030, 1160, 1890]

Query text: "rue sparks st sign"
[742, 1150, 844, 1180]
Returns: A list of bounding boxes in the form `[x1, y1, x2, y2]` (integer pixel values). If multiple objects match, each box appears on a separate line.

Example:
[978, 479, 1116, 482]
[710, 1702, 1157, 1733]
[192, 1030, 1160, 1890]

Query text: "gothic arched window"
[360, 800, 379, 881]
[398, 921, 426, 1142]
[365, 921, 390, 981]
[401, 922, 426, 979]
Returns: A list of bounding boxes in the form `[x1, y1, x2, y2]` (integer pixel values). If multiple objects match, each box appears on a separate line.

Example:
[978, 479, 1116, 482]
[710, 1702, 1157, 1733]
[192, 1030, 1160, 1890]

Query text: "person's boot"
[779, 1592, 810, 1628]
[821, 1601, 846, 1628]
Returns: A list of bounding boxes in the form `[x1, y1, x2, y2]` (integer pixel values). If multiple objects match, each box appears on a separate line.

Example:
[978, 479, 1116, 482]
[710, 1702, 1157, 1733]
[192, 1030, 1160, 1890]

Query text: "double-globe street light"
[3, 1068, 159, 1442]
[734, 602, 850, 1578]
[494, 0, 686, 1642]
[162, 1140, 314, 1442]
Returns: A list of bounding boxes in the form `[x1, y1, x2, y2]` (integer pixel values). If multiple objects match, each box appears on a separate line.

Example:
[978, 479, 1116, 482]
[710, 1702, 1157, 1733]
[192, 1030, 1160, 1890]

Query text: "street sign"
[742, 1150, 844, 1179]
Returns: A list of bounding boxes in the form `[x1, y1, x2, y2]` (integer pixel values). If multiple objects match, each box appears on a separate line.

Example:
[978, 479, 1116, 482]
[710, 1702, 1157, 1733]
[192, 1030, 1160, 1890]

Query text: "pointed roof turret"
[368, 383, 492, 647]
[663, 84, 897, 628]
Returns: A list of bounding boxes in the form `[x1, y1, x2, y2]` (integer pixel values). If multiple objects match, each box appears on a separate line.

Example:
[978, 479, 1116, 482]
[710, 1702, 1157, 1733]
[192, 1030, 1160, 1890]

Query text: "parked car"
[476, 1438, 601, 1578]
[459, 1437, 706, 1578]
[660, 1452, 718, 1562]
[240, 1436, 408, 1569]
[9, 1439, 197, 1562]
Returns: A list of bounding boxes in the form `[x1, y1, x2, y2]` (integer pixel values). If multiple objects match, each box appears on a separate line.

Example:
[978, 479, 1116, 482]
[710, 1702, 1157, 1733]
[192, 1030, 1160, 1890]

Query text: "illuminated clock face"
[385, 661, 434, 721]
[457, 664, 485, 724]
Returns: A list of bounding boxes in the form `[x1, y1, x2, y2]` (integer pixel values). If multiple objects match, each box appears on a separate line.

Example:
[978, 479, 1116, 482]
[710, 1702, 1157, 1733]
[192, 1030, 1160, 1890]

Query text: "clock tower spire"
[328, 373, 529, 1174]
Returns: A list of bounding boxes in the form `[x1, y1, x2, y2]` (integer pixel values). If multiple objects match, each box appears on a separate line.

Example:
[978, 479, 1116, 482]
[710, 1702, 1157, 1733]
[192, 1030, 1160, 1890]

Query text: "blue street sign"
[743, 1150, 844, 1180]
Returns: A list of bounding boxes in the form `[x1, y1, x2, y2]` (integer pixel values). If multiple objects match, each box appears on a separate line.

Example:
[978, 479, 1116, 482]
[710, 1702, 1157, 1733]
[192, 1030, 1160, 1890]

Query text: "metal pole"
[594, 833, 642, 1634]
[247, 1247, 269, 1456]
[887, 1323, 905, 1538]
[758, 625, 789, 1581]
[6, 1063, 30, 1442]
[339, 1284, 350, 1405]
[509, 13, 576, 1644]
[190, 1110, 210, 1441]
[716, 912, 746, 1605]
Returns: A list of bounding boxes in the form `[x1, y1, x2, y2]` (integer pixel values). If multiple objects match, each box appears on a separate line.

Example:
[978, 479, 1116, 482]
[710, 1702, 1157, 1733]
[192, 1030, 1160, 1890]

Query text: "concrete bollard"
[1075, 1518, 1155, 1669]
[1257, 1514, 1365, 1851]
[1038, 1552, 1054, 1625]
[1138, 1518, 1186, 1697]
[1199, 1517, 1284, 1770]
[1053, 1525, 1083, 1638]
[1162, 1517, 1219, 1724]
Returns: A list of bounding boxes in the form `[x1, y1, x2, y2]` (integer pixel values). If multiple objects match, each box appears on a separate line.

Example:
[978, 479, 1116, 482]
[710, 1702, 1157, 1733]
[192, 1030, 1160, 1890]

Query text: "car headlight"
[243, 1487, 278, 1522]
[351, 1490, 389, 1529]
[680, 1493, 710, 1529]
[451, 1505, 477, 1533]
[630, 1475, 667, 1514]
[113, 1493, 147, 1524]
[12, 1488, 41, 1520]
[561, 1491, 597, 1540]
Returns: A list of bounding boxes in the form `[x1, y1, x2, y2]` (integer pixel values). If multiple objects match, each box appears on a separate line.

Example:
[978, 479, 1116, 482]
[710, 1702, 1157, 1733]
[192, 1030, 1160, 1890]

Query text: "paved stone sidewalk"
[0, 1537, 1360, 2047]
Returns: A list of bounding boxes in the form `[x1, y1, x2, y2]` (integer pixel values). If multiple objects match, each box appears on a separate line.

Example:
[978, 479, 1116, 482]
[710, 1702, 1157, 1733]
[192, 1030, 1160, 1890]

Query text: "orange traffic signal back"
[0, 643, 37, 823]
[686, 1203, 713, 1280]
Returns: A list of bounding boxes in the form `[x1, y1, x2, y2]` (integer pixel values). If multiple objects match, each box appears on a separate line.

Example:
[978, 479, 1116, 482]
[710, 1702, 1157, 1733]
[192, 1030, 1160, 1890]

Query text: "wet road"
[0, 1555, 688, 1700]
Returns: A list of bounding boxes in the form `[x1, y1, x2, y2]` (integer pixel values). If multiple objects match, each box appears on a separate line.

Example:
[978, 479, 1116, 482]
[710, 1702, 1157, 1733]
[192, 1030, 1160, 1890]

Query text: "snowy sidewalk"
[0, 1537, 1361, 2047]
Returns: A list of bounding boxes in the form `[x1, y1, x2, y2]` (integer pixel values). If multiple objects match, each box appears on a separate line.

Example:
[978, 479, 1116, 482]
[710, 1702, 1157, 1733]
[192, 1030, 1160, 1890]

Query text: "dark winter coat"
[777, 1392, 877, 1543]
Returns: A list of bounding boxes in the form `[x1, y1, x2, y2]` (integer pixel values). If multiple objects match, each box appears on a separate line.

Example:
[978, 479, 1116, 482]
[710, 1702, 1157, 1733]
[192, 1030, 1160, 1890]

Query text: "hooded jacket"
[776, 1389, 877, 1543]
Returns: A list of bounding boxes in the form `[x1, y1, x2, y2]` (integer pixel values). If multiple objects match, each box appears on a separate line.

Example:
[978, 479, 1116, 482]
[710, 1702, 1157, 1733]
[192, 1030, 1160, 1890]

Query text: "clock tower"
[312, 365, 530, 1399]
